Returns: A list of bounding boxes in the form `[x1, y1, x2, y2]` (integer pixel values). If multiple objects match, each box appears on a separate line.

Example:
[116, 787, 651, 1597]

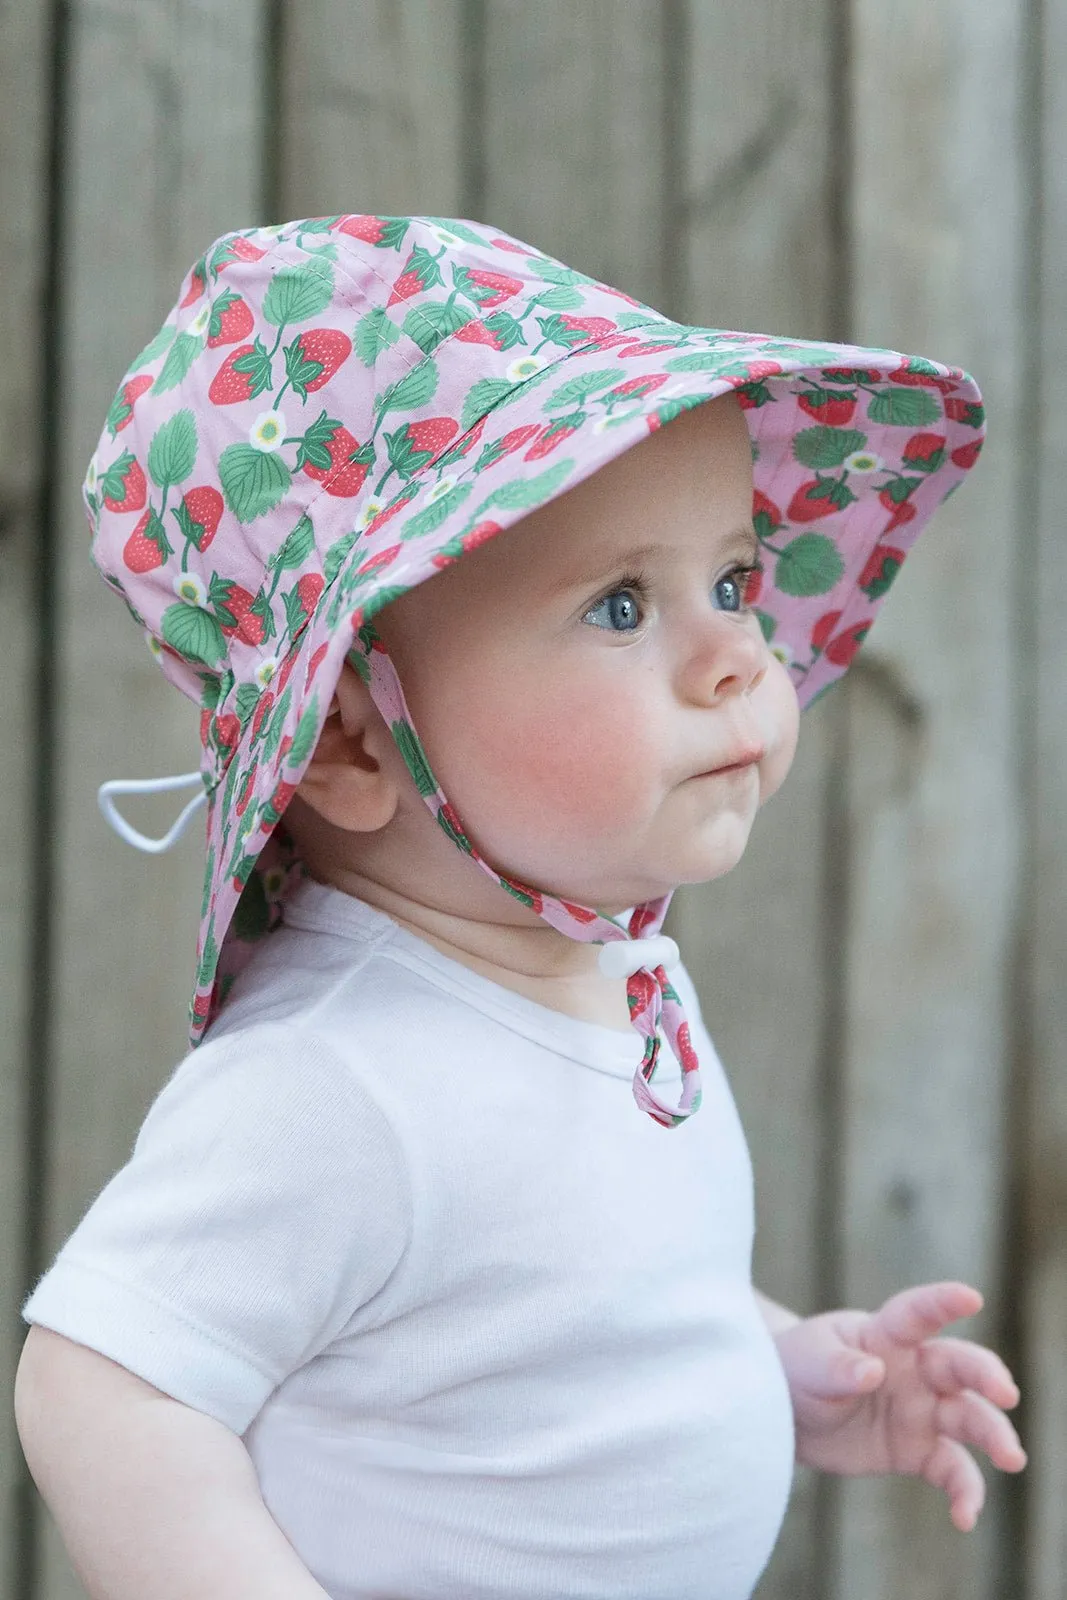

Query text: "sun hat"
[87, 212, 986, 1129]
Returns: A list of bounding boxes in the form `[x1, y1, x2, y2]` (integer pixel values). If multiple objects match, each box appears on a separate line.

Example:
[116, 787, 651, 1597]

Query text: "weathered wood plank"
[278, 0, 468, 217]
[35, 3, 268, 1596]
[1, 5, 53, 1597]
[1022, 0, 1067, 1591]
[668, 5, 840, 1594]
[833, 4, 1025, 1595]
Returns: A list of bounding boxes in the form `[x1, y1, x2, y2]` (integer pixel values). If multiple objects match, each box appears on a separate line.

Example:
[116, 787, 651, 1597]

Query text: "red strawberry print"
[461, 268, 523, 308]
[179, 262, 206, 308]
[488, 236, 529, 254]
[354, 544, 402, 581]
[431, 520, 503, 569]
[628, 904, 658, 939]
[901, 432, 946, 472]
[859, 544, 904, 601]
[752, 488, 783, 535]
[788, 479, 844, 522]
[386, 245, 446, 307]
[287, 328, 352, 393]
[213, 581, 265, 646]
[454, 319, 507, 348]
[302, 424, 371, 497]
[334, 214, 391, 243]
[208, 344, 262, 405]
[235, 761, 258, 817]
[738, 359, 784, 384]
[206, 292, 254, 347]
[261, 780, 298, 830]
[524, 416, 583, 459]
[108, 373, 154, 436]
[877, 488, 918, 533]
[558, 315, 617, 342]
[275, 647, 299, 698]
[824, 621, 871, 667]
[561, 899, 599, 924]
[122, 508, 171, 573]
[212, 713, 241, 752]
[296, 573, 325, 616]
[742, 566, 763, 605]
[606, 374, 670, 403]
[306, 641, 330, 688]
[951, 438, 983, 469]
[618, 339, 684, 359]
[886, 363, 956, 394]
[811, 610, 842, 653]
[675, 1020, 699, 1075]
[101, 452, 147, 513]
[251, 690, 274, 741]
[363, 486, 419, 538]
[944, 397, 985, 428]
[478, 424, 542, 470]
[181, 486, 223, 553]
[226, 237, 266, 265]
[797, 388, 857, 426]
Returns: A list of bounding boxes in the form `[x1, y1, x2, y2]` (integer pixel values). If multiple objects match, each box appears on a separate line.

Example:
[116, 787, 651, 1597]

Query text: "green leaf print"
[460, 378, 517, 429]
[400, 482, 474, 541]
[421, 217, 487, 246]
[755, 609, 777, 642]
[355, 306, 402, 366]
[392, 721, 437, 796]
[792, 426, 868, 470]
[773, 533, 846, 598]
[147, 409, 198, 488]
[262, 261, 335, 327]
[324, 529, 361, 585]
[664, 352, 728, 373]
[288, 693, 320, 768]
[378, 360, 438, 418]
[262, 686, 292, 761]
[545, 369, 626, 411]
[152, 332, 205, 394]
[161, 601, 226, 667]
[219, 443, 292, 523]
[535, 286, 584, 311]
[126, 323, 176, 375]
[236, 681, 261, 723]
[402, 300, 471, 355]
[478, 459, 573, 513]
[268, 514, 315, 576]
[532, 259, 586, 287]
[866, 388, 942, 428]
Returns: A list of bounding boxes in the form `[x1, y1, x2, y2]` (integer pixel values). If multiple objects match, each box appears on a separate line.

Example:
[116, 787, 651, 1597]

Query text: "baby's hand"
[773, 1281, 1026, 1531]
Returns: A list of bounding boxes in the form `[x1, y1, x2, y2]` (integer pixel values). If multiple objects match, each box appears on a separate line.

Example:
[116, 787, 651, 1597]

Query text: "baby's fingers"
[925, 1435, 986, 1532]
[873, 1281, 984, 1349]
[919, 1335, 1021, 1412]
[935, 1387, 1028, 1475]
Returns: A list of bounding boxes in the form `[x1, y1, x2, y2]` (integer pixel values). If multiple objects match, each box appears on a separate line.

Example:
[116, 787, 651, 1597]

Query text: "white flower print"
[255, 655, 280, 689]
[186, 304, 211, 339]
[250, 410, 286, 453]
[844, 450, 883, 474]
[173, 572, 208, 607]
[505, 353, 553, 383]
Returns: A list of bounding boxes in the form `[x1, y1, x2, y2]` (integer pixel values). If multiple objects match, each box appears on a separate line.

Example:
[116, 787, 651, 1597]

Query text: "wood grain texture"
[36, 3, 268, 1596]
[833, 3, 1025, 1595]
[278, 0, 468, 218]
[1023, 0, 1067, 1591]
[667, 4, 840, 1593]
[1, 8, 53, 1600]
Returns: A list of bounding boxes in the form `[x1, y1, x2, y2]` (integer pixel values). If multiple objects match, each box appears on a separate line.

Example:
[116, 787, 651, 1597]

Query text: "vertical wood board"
[835, 3, 1025, 1595]
[669, 5, 840, 1594]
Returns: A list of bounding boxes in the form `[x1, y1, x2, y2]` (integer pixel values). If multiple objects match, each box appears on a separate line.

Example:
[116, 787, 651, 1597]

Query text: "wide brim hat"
[85, 213, 985, 1046]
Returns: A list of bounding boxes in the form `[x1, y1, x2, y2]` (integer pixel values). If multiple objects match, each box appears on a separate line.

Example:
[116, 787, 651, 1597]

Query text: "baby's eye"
[582, 585, 644, 632]
[715, 564, 762, 613]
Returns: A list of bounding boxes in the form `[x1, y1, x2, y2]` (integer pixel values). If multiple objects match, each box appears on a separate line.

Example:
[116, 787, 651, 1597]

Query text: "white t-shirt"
[22, 878, 795, 1600]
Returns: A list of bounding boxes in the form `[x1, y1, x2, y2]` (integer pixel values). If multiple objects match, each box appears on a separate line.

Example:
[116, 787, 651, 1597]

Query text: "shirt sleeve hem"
[21, 1254, 276, 1435]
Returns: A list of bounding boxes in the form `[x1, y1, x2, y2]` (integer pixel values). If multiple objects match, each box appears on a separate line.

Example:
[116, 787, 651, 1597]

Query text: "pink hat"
[88, 213, 985, 1128]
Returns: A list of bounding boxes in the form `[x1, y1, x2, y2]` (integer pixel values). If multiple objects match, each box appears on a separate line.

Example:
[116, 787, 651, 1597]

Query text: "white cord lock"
[597, 934, 680, 980]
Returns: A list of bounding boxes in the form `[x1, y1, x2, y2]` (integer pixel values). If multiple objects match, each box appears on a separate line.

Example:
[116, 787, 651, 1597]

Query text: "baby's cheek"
[471, 690, 651, 833]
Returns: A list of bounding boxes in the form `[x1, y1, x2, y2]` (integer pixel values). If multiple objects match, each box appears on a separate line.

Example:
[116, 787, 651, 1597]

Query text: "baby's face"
[374, 393, 800, 913]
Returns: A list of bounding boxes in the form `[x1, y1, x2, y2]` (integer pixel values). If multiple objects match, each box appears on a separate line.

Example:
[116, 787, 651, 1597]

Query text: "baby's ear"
[294, 663, 399, 832]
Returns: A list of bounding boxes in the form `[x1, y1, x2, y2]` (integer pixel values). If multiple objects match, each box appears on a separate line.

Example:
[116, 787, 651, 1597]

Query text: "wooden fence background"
[2, 2, 1064, 1596]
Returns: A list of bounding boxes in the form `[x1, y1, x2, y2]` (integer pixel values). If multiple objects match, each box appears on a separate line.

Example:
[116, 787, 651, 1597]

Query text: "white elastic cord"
[597, 934, 681, 980]
[97, 772, 207, 855]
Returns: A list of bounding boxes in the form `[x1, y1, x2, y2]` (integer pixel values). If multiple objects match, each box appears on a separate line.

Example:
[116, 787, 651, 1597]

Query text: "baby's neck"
[307, 867, 636, 1033]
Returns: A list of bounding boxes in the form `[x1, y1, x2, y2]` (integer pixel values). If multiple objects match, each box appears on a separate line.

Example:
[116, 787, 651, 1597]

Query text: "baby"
[15, 214, 1025, 1600]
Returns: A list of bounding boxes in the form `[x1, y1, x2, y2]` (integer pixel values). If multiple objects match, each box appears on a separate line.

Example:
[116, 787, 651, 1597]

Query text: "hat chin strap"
[352, 633, 704, 1130]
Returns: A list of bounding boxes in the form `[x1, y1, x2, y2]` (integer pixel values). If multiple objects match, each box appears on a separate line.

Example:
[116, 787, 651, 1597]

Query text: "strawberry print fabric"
[83, 213, 986, 1125]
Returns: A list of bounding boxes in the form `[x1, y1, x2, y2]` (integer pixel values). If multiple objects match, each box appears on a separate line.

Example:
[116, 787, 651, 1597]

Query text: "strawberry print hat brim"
[85, 214, 985, 1125]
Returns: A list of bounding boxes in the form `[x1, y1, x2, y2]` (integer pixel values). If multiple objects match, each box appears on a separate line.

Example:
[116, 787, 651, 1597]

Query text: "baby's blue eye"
[583, 588, 642, 632]
[715, 572, 744, 612]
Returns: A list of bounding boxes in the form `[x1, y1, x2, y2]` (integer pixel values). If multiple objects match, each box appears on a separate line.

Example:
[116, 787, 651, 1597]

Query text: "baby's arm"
[14, 1325, 330, 1600]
